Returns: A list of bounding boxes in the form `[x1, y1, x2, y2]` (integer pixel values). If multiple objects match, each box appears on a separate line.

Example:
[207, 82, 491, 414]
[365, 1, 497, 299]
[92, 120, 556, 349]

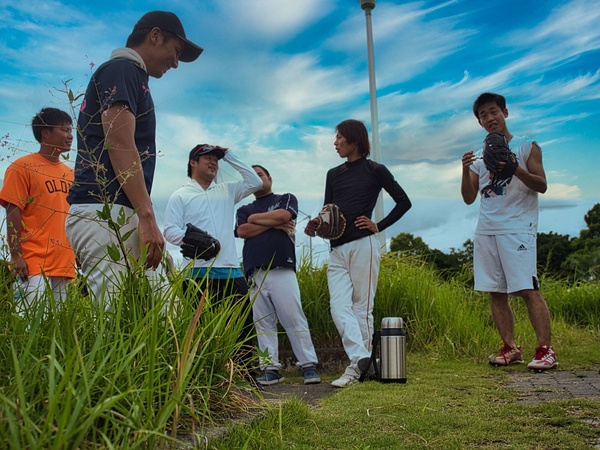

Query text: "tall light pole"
[359, 0, 386, 250]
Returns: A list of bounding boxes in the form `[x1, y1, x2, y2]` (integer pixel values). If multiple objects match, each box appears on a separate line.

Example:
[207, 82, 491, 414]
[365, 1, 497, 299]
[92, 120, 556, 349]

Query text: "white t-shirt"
[471, 135, 539, 235]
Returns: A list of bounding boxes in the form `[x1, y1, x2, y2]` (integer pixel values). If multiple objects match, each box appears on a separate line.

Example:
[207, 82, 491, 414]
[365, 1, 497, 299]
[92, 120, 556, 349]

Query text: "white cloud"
[326, 1, 475, 87]
[1, 0, 598, 261]
[524, 0, 600, 49]
[545, 183, 581, 199]
[211, 0, 336, 43]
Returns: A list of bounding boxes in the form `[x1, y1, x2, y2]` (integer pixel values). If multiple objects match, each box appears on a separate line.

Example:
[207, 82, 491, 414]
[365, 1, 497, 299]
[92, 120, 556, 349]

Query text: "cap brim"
[178, 37, 203, 62]
[192, 149, 225, 160]
[211, 148, 225, 160]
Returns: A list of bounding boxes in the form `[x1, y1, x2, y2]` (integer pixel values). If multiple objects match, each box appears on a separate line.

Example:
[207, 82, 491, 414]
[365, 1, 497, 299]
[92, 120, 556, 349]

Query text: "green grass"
[295, 255, 600, 358]
[210, 255, 600, 449]
[0, 267, 256, 449]
[210, 349, 600, 449]
[0, 252, 598, 448]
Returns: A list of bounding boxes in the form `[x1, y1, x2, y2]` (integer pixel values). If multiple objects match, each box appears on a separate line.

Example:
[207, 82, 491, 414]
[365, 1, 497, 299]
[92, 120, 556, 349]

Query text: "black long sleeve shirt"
[324, 157, 411, 248]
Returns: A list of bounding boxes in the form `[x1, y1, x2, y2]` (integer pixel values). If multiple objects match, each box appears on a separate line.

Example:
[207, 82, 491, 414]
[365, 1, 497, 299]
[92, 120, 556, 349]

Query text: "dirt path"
[260, 380, 337, 407]
[506, 369, 600, 404]
[261, 367, 600, 407]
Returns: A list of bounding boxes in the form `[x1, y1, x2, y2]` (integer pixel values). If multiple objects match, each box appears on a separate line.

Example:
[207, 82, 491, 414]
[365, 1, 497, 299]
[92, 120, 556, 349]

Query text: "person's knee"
[519, 290, 548, 310]
[254, 310, 276, 323]
[489, 292, 508, 303]
[330, 301, 351, 319]
[519, 289, 543, 302]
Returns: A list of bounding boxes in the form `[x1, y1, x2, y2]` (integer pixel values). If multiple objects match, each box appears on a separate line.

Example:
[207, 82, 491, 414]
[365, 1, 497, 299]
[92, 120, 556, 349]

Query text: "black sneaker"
[303, 366, 321, 384]
[256, 370, 284, 386]
[358, 357, 371, 374]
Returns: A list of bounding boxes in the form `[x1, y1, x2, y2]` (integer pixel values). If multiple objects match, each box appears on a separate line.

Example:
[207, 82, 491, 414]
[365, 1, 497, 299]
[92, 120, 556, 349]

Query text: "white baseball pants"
[14, 275, 70, 314]
[328, 235, 380, 377]
[250, 268, 318, 370]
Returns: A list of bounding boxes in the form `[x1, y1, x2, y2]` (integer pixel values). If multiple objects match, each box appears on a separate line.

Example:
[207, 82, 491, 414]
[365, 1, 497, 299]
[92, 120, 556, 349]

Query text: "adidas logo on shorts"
[517, 244, 527, 251]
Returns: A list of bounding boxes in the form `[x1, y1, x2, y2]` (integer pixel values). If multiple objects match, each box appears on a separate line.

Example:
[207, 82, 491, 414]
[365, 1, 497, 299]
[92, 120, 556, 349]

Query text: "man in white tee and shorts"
[461, 92, 557, 372]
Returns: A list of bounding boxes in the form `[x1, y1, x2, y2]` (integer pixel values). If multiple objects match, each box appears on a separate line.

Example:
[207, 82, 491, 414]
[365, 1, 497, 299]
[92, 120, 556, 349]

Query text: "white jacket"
[163, 150, 262, 269]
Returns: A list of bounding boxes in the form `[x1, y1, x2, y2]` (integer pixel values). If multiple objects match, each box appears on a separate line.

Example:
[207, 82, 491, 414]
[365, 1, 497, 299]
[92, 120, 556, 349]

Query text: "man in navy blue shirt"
[236, 165, 320, 386]
[66, 11, 202, 304]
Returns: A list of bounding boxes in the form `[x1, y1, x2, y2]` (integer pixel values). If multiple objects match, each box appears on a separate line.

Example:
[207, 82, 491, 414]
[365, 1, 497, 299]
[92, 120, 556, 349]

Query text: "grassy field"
[210, 257, 600, 449]
[212, 353, 600, 449]
[0, 255, 598, 448]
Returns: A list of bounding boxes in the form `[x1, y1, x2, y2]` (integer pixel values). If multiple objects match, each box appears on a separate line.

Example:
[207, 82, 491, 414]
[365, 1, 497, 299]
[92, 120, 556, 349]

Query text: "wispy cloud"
[0, 0, 597, 253]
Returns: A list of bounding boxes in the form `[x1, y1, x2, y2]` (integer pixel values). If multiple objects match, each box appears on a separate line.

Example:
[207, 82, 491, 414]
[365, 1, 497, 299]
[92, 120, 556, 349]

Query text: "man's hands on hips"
[354, 215, 378, 233]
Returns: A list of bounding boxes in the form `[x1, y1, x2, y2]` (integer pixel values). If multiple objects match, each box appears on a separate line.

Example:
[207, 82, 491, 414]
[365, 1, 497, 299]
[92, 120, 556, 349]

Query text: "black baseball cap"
[187, 144, 225, 177]
[189, 144, 225, 161]
[133, 11, 203, 62]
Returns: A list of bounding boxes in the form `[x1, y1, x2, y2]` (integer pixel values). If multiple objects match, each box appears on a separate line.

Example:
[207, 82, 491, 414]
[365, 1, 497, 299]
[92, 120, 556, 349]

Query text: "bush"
[0, 266, 255, 448]
[296, 254, 600, 359]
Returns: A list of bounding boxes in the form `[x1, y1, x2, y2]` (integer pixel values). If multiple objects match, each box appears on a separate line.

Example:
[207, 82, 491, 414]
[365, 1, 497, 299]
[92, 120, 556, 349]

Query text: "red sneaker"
[489, 344, 524, 366]
[527, 345, 558, 372]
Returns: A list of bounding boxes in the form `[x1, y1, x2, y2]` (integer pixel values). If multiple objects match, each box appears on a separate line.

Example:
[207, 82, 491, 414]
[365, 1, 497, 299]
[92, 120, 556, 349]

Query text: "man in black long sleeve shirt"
[306, 119, 411, 388]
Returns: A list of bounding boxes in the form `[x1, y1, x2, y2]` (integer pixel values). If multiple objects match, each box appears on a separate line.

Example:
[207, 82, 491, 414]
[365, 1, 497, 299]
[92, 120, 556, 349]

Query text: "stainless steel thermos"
[379, 317, 407, 383]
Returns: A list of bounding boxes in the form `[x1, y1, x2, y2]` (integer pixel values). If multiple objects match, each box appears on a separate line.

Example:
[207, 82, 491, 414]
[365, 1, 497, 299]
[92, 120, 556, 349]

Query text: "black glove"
[180, 223, 221, 260]
[483, 132, 518, 185]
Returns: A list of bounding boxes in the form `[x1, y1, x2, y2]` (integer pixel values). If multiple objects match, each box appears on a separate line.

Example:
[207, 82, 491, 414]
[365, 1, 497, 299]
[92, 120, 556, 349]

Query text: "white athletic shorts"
[474, 233, 539, 294]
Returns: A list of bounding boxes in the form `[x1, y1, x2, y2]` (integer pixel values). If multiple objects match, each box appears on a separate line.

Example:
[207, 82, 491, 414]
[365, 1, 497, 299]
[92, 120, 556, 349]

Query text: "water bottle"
[379, 317, 407, 383]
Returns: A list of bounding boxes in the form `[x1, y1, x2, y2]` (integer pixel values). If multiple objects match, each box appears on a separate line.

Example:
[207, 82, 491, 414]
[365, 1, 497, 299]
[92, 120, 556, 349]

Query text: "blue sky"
[1, 0, 598, 263]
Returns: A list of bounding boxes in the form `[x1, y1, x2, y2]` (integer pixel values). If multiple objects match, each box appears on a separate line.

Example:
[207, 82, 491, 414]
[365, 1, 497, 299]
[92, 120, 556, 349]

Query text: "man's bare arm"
[248, 209, 292, 226]
[236, 222, 271, 239]
[461, 151, 479, 205]
[237, 209, 295, 239]
[102, 103, 164, 269]
[514, 142, 547, 194]
[6, 203, 28, 280]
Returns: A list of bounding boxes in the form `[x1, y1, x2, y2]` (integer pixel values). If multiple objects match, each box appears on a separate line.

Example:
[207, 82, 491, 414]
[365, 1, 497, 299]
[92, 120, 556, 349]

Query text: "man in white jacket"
[163, 144, 262, 362]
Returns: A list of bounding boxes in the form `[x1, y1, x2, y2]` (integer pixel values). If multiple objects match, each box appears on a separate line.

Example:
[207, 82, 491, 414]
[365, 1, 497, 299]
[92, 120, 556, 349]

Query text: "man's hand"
[138, 215, 165, 270]
[354, 216, 378, 233]
[462, 151, 476, 173]
[11, 255, 28, 281]
[304, 217, 320, 237]
[6, 203, 28, 280]
[275, 219, 296, 236]
[461, 151, 479, 205]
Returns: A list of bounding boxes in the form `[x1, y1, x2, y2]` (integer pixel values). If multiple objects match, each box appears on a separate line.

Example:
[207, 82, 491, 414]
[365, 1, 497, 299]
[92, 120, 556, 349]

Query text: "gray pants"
[65, 204, 163, 306]
[250, 268, 318, 370]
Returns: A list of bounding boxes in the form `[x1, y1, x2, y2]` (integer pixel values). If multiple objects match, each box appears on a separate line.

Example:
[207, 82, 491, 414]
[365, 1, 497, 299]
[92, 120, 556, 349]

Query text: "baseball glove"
[180, 223, 221, 260]
[483, 132, 518, 184]
[310, 203, 347, 240]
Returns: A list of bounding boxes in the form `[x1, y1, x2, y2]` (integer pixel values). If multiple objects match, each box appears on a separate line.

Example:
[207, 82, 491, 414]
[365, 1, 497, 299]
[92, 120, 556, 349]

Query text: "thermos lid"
[381, 317, 403, 328]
